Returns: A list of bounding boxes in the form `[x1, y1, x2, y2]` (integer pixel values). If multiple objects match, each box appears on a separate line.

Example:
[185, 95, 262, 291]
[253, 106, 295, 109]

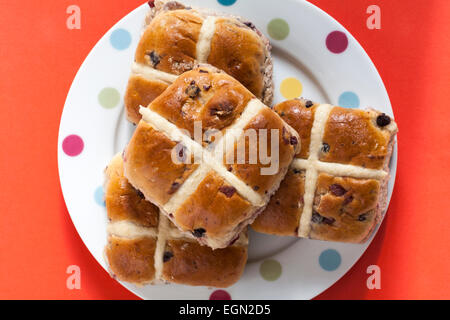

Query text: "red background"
[0, 0, 449, 299]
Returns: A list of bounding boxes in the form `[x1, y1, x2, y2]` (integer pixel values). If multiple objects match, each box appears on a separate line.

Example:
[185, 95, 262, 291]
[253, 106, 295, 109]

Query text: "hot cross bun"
[125, 0, 273, 124]
[252, 98, 398, 243]
[123, 67, 300, 249]
[104, 154, 248, 287]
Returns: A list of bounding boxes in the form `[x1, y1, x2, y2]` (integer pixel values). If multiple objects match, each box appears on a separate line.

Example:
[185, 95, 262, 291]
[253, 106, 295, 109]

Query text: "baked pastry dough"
[252, 98, 398, 243]
[123, 67, 300, 249]
[125, 0, 273, 124]
[104, 154, 248, 287]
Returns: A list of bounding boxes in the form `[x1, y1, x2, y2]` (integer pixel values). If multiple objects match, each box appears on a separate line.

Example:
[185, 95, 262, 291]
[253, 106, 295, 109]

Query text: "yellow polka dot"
[280, 77, 303, 99]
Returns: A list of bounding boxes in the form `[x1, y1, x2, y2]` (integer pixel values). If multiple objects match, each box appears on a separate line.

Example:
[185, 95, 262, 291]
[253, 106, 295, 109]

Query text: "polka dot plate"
[58, 0, 397, 299]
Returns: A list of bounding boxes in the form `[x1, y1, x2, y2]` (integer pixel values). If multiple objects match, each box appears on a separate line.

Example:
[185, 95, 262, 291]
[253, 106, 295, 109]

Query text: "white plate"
[58, 0, 397, 300]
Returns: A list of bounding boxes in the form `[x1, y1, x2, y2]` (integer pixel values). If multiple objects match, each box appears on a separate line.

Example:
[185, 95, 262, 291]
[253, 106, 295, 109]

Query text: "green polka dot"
[98, 87, 120, 109]
[267, 18, 290, 40]
[260, 259, 282, 281]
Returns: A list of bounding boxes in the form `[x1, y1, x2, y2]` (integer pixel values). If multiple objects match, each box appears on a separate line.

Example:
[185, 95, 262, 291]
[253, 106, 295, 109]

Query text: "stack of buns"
[105, 154, 248, 287]
[103, 0, 398, 288]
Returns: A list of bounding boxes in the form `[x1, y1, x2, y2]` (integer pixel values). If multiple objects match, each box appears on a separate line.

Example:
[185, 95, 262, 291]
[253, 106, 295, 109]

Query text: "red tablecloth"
[0, 0, 448, 299]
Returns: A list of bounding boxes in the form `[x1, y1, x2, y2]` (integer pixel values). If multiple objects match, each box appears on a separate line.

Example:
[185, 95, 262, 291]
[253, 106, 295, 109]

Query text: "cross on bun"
[104, 154, 248, 287]
[252, 98, 398, 243]
[123, 67, 300, 249]
[125, 0, 273, 124]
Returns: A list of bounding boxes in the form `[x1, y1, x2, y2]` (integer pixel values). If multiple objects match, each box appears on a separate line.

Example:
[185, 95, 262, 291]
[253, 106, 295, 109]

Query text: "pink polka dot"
[62, 135, 84, 156]
[209, 289, 231, 300]
[326, 31, 348, 54]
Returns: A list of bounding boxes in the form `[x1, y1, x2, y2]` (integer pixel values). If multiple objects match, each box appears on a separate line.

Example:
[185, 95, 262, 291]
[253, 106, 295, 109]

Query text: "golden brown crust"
[161, 239, 247, 287]
[125, 5, 272, 124]
[104, 154, 248, 287]
[149, 68, 253, 140]
[174, 171, 253, 242]
[105, 236, 156, 284]
[309, 173, 380, 242]
[125, 68, 298, 249]
[320, 107, 393, 169]
[135, 10, 203, 75]
[226, 107, 300, 196]
[123, 121, 199, 205]
[274, 98, 319, 159]
[105, 153, 159, 227]
[208, 17, 267, 99]
[251, 169, 305, 236]
[252, 99, 397, 243]
[124, 75, 169, 125]
[273, 99, 394, 167]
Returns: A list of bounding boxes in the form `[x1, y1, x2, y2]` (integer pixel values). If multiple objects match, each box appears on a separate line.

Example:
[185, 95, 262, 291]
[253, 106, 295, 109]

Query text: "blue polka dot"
[217, 0, 237, 6]
[110, 29, 131, 50]
[338, 91, 360, 108]
[94, 186, 105, 207]
[319, 249, 341, 271]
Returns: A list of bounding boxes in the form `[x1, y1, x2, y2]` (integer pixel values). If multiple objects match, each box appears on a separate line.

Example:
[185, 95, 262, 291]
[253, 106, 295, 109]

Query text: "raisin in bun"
[125, 0, 273, 124]
[252, 98, 398, 243]
[104, 154, 248, 287]
[123, 67, 300, 249]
